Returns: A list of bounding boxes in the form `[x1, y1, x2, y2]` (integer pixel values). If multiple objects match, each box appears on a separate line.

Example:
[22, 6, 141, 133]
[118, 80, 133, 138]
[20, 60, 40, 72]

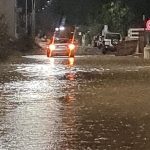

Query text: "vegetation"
[18, 0, 150, 37]
[86, 0, 134, 36]
[18, 0, 150, 36]
[47, 0, 149, 37]
[98, 1, 134, 35]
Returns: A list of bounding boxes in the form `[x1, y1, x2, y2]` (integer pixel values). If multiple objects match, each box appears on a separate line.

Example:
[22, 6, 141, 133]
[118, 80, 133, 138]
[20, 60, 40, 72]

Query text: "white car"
[47, 38, 77, 57]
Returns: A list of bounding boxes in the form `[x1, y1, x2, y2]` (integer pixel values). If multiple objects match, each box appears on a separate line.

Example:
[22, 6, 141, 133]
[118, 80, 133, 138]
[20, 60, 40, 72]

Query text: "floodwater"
[0, 55, 150, 150]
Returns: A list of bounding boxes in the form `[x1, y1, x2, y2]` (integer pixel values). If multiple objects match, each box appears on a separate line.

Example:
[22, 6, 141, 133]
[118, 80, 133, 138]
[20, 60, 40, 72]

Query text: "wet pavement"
[1, 55, 150, 150]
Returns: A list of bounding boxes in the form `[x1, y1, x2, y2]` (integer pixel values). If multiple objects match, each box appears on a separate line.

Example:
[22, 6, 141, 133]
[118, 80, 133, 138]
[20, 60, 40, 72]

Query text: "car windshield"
[105, 33, 121, 40]
[54, 26, 75, 39]
[54, 38, 69, 43]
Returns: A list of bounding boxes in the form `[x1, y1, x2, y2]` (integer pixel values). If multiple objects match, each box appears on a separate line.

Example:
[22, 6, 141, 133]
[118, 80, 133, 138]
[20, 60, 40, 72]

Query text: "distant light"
[42, 7, 45, 10]
[59, 26, 65, 31]
[68, 43, 75, 50]
[69, 58, 74, 66]
[47, 0, 52, 5]
[55, 28, 59, 31]
[78, 32, 82, 35]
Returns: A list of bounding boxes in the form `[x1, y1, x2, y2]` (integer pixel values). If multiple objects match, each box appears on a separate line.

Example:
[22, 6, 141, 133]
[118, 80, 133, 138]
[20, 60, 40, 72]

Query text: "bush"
[12, 36, 35, 53]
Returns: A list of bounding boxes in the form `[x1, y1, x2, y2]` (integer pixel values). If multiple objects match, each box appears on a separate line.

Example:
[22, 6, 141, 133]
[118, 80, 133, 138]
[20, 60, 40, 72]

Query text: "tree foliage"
[49, 0, 134, 35]
[97, 1, 134, 35]
[35, 0, 150, 35]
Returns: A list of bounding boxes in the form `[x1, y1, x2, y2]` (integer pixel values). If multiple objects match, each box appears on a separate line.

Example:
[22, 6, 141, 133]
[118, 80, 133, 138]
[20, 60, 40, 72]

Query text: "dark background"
[17, 0, 150, 35]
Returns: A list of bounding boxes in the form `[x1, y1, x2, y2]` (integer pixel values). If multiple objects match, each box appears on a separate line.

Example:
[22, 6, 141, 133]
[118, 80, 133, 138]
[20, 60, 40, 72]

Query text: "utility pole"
[32, 0, 35, 37]
[25, 0, 28, 33]
[14, 0, 18, 38]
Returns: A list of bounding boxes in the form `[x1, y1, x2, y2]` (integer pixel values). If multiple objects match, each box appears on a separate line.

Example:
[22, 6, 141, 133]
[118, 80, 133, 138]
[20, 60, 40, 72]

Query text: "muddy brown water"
[0, 55, 150, 150]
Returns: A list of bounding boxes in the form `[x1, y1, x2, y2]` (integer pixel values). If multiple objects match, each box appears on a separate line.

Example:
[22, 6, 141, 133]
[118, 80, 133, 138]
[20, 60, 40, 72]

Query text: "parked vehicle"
[93, 32, 122, 54]
[103, 32, 122, 50]
[92, 25, 122, 54]
[92, 35, 99, 47]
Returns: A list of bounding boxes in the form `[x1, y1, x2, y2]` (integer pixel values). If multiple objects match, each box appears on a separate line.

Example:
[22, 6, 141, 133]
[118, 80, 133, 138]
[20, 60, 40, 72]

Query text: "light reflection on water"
[0, 55, 150, 149]
[0, 56, 79, 150]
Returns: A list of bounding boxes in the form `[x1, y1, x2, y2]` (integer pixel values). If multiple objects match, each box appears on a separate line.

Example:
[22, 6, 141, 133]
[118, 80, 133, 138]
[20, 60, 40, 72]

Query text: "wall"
[116, 40, 138, 56]
[0, 0, 16, 38]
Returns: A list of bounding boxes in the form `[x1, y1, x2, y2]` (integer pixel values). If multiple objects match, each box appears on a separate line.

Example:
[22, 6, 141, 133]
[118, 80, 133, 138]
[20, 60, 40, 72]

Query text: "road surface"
[0, 55, 150, 150]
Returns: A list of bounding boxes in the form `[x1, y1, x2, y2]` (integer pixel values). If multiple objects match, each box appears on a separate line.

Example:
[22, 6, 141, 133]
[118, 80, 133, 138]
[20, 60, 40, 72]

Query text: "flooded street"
[1, 55, 150, 150]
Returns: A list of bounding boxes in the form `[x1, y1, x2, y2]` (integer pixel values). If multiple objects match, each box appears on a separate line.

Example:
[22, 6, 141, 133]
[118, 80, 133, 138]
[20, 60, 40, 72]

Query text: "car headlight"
[49, 44, 55, 51]
[68, 44, 75, 50]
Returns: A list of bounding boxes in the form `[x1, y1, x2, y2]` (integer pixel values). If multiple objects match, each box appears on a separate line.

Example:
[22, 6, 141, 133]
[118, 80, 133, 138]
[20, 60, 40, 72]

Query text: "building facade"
[0, 0, 17, 38]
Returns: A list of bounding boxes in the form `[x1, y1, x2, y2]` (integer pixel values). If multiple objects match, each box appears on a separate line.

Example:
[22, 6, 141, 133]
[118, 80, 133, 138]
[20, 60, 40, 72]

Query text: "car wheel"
[69, 50, 75, 57]
[102, 48, 107, 54]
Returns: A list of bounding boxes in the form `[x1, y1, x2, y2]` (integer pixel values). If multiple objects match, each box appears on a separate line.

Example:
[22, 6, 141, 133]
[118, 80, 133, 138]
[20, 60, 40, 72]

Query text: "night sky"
[17, 0, 150, 20]
[17, 0, 150, 33]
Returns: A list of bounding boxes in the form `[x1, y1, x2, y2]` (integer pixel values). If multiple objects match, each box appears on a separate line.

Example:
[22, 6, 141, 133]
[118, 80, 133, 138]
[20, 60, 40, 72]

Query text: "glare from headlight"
[68, 44, 75, 50]
[49, 44, 55, 50]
